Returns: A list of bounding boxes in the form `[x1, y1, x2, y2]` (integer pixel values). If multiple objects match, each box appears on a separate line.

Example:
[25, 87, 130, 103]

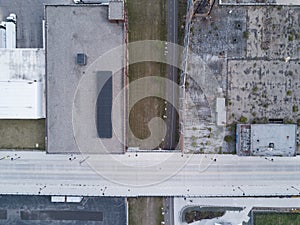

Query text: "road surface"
[164, 0, 179, 150]
[0, 151, 300, 197]
[164, 197, 174, 225]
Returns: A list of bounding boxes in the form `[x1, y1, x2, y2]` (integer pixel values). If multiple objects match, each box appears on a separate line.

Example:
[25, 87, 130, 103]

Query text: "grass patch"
[254, 212, 300, 225]
[127, 0, 168, 148]
[0, 119, 45, 150]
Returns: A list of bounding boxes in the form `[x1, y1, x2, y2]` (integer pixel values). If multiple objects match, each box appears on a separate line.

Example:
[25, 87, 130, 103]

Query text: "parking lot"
[0, 195, 126, 225]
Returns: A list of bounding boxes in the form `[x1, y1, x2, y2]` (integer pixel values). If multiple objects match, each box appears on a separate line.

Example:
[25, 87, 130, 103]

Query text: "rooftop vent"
[76, 53, 87, 65]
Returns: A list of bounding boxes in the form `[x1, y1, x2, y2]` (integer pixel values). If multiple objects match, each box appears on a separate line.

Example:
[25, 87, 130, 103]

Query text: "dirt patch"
[128, 197, 164, 225]
[0, 119, 45, 150]
[127, 0, 167, 149]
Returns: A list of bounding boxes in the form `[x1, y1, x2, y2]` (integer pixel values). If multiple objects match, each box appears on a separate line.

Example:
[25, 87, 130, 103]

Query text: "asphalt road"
[164, 197, 174, 225]
[164, 0, 179, 150]
[0, 151, 300, 197]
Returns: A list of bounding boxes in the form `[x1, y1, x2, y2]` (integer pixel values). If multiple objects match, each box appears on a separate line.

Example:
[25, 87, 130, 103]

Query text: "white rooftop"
[216, 98, 226, 126]
[0, 81, 43, 119]
[251, 124, 297, 156]
[0, 48, 45, 81]
[0, 48, 45, 119]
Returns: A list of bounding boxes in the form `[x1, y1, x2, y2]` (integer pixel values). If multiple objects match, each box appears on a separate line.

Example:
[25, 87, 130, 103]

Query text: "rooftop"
[0, 49, 45, 119]
[108, 1, 124, 21]
[237, 124, 297, 156]
[219, 0, 299, 5]
[46, 5, 124, 154]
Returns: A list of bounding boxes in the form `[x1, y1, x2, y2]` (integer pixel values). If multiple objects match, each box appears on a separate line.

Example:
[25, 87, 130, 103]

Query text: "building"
[0, 48, 45, 119]
[216, 97, 226, 126]
[236, 124, 297, 156]
[46, 5, 124, 154]
[108, 1, 124, 21]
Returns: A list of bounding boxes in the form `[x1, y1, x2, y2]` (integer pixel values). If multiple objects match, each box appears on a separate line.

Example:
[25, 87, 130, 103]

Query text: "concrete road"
[0, 151, 300, 197]
[164, 0, 179, 150]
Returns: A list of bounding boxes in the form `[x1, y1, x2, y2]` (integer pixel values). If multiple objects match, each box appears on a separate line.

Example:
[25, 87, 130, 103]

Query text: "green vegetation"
[288, 34, 294, 41]
[218, 147, 222, 154]
[224, 135, 233, 143]
[287, 90, 293, 96]
[297, 119, 300, 126]
[293, 105, 298, 113]
[185, 210, 225, 224]
[243, 31, 249, 39]
[254, 213, 300, 225]
[191, 142, 197, 148]
[239, 116, 248, 123]
[225, 98, 232, 106]
[252, 85, 258, 92]
[191, 135, 197, 141]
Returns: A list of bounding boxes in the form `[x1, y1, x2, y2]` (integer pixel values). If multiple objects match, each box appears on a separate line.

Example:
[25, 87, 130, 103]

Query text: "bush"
[224, 135, 233, 143]
[293, 105, 298, 113]
[243, 31, 249, 39]
[239, 116, 248, 123]
[252, 86, 258, 92]
[287, 90, 292, 96]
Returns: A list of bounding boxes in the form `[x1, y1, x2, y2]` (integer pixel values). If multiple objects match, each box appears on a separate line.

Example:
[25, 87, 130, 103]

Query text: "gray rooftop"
[237, 124, 297, 156]
[46, 5, 124, 154]
[251, 124, 297, 156]
[108, 1, 124, 21]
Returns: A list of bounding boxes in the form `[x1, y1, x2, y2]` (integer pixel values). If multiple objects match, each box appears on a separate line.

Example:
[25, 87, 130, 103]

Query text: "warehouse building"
[236, 124, 297, 156]
[46, 5, 124, 154]
[0, 48, 45, 119]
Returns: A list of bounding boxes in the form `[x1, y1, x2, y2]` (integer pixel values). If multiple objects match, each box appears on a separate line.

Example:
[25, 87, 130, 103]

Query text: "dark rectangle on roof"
[77, 53, 87, 65]
[20, 210, 103, 221]
[0, 210, 7, 220]
[96, 71, 113, 138]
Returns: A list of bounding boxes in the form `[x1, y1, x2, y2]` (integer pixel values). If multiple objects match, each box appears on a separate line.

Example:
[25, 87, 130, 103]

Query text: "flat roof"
[216, 98, 226, 126]
[251, 124, 296, 156]
[0, 49, 45, 81]
[219, 0, 299, 5]
[108, 1, 124, 20]
[0, 49, 45, 118]
[0, 81, 43, 119]
[237, 124, 297, 156]
[46, 5, 124, 154]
